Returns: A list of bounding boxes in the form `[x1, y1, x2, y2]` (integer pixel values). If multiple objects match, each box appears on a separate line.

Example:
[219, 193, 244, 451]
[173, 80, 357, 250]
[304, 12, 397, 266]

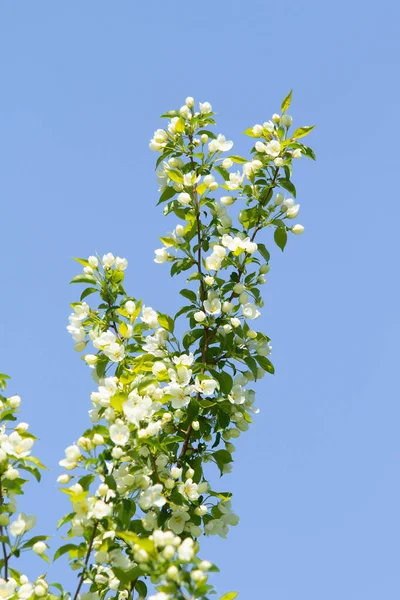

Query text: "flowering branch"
[0, 91, 315, 600]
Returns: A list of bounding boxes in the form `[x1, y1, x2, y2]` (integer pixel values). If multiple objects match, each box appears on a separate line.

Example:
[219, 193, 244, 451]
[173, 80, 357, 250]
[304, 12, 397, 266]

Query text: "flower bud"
[180, 105, 190, 117]
[260, 264, 270, 274]
[275, 193, 284, 205]
[293, 148, 302, 159]
[125, 300, 136, 315]
[88, 255, 98, 268]
[16, 422, 29, 432]
[0, 515, 10, 526]
[175, 224, 185, 237]
[185, 468, 195, 479]
[93, 433, 104, 446]
[201, 134, 208, 144]
[163, 544, 176, 559]
[34, 584, 47, 597]
[111, 446, 124, 459]
[97, 483, 109, 496]
[33, 541, 47, 555]
[222, 301, 233, 313]
[272, 113, 281, 123]
[170, 467, 182, 479]
[199, 101, 212, 114]
[204, 276, 214, 285]
[239, 292, 248, 304]
[220, 195, 235, 206]
[167, 565, 179, 580]
[8, 395, 21, 409]
[192, 420, 200, 431]
[282, 114, 292, 127]
[84, 354, 98, 366]
[5, 468, 19, 480]
[229, 428, 241, 439]
[222, 158, 233, 169]
[178, 192, 191, 206]
[231, 317, 241, 328]
[286, 204, 300, 219]
[194, 505, 208, 516]
[233, 283, 245, 294]
[185, 96, 194, 108]
[255, 141, 267, 153]
[291, 224, 304, 235]
[247, 330, 257, 339]
[252, 124, 263, 136]
[194, 311, 206, 323]
[165, 478, 175, 490]
[57, 474, 71, 484]
[191, 569, 206, 582]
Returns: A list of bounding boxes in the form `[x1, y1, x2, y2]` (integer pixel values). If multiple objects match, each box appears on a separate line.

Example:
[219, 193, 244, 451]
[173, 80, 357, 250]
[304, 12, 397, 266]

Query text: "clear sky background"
[0, 1, 399, 598]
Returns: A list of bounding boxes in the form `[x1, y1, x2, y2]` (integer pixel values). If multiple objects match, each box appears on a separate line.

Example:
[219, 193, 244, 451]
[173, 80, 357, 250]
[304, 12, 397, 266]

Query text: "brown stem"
[177, 136, 210, 464]
[0, 481, 8, 579]
[73, 523, 98, 600]
[206, 167, 281, 348]
[150, 453, 161, 484]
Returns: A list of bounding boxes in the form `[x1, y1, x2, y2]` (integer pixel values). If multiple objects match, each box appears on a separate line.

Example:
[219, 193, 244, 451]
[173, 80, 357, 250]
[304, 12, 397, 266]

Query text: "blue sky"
[0, 1, 399, 598]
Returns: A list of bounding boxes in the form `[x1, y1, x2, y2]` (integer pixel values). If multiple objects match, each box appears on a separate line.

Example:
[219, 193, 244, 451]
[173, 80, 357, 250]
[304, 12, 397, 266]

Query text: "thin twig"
[73, 523, 98, 600]
[0, 481, 8, 579]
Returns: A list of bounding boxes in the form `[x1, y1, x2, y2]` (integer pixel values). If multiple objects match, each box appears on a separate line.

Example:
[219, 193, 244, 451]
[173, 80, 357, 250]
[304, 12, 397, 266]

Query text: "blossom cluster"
[59, 92, 314, 599]
[0, 92, 314, 600]
[0, 376, 53, 599]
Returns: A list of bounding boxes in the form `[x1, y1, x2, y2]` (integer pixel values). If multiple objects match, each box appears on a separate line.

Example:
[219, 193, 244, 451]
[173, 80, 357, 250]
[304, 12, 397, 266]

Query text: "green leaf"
[70, 274, 97, 285]
[220, 593, 239, 600]
[292, 125, 315, 139]
[166, 169, 183, 184]
[73, 257, 89, 267]
[113, 565, 142, 585]
[180, 289, 197, 303]
[213, 449, 233, 474]
[135, 580, 148, 598]
[0, 374, 10, 391]
[197, 182, 207, 196]
[215, 165, 230, 181]
[274, 227, 287, 252]
[158, 314, 174, 333]
[117, 532, 155, 554]
[229, 155, 248, 164]
[255, 355, 275, 374]
[18, 465, 41, 482]
[175, 117, 185, 133]
[257, 243, 270, 263]
[243, 127, 260, 138]
[212, 371, 233, 395]
[80, 287, 98, 301]
[197, 129, 217, 139]
[302, 145, 316, 160]
[54, 543, 78, 561]
[57, 512, 74, 530]
[278, 178, 296, 198]
[238, 207, 259, 230]
[281, 89, 293, 113]
[244, 356, 258, 379]
[157, 186, 176, 205]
